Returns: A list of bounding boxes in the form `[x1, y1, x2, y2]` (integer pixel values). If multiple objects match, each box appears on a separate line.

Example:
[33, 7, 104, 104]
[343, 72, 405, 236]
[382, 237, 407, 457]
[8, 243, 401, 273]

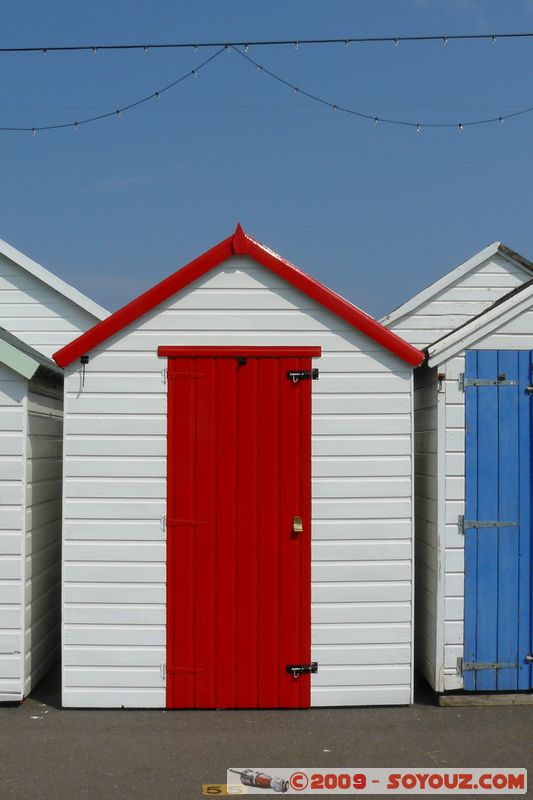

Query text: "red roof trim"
[53, 225, 424, 368]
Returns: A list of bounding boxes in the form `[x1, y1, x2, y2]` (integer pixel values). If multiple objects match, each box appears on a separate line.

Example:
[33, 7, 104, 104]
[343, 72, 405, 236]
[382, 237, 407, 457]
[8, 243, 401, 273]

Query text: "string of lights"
[0, 31, 532, 53]
[232, 45, 533, 130]
[1, 39, 532, 135]
[0, 47, 225, 132]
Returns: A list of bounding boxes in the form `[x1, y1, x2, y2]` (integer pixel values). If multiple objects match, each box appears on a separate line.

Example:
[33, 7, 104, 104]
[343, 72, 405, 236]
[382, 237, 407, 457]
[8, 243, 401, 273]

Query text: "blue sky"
[2, 1, 533, 316]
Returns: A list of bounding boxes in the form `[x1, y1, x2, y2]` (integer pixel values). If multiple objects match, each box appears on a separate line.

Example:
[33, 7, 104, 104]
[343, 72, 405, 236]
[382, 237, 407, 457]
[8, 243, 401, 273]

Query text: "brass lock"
[292, 515, 303, 534]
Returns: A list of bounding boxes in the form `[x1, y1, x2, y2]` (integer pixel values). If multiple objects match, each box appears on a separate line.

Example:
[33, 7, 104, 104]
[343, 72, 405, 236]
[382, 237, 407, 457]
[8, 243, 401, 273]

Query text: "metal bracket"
[458, 515, 517, 535]
[463, 661, 518, 671]
[459, 372, 517, 392]
[287, 369, 319, 384]
[286, 662, 318, 679]
[459, 656, 533, 674]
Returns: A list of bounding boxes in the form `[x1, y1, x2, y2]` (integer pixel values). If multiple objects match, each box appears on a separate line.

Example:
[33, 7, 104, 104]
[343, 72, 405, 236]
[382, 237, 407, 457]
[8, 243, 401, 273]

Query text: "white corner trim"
[0, 238, 108, 321]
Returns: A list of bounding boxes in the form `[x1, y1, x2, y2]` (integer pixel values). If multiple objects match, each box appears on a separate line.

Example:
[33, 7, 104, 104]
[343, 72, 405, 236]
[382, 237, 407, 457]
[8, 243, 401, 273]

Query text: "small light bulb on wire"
[155, 91, 160, 100]
[416, 123, 421, 133]
[144, 46, 149, 54]
[394, 38, 399, 46]
[374, 117, 379, 125]
[294, 41, 299, 50]
[32, 128, 36, 136]
[74, 121, 79, 130]
[499, 116, 504, 124]
[244, 44, 249, 52]
[492, 35, 497, 43]
[443, 36, 448, 45]
[459, 122, 464, 130]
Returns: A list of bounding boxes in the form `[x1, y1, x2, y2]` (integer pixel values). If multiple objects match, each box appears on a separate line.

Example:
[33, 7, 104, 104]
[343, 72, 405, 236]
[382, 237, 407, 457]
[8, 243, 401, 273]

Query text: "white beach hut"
[53, 225, 424, 709]
[0, 240, 107, 702]
[383, 242, 533, 693]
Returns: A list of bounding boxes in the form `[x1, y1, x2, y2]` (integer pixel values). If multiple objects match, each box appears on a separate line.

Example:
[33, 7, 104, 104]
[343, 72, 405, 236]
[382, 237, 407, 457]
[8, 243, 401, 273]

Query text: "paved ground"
[0, 668, 531, 799]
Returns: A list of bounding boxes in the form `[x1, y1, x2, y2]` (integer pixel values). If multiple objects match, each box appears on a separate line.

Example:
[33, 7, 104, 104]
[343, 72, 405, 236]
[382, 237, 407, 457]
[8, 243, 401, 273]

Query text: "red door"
[160, 346, 319, 709]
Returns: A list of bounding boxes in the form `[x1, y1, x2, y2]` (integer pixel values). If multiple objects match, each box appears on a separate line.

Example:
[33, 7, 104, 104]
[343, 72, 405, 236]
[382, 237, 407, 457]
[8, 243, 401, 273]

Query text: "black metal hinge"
[287, 369, 319, 384]
[286, 662, 318, 679]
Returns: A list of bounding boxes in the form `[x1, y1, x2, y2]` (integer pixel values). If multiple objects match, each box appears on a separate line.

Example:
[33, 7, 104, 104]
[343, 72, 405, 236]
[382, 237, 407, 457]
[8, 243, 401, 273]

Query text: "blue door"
[464, 350, 533, 691]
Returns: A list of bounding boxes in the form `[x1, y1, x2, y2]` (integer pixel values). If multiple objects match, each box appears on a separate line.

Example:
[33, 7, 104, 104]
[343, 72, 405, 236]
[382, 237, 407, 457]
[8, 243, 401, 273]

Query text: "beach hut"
[53, 225, 424, 709]
[0, 239, 107, 702]
[383, 242, 533, 693]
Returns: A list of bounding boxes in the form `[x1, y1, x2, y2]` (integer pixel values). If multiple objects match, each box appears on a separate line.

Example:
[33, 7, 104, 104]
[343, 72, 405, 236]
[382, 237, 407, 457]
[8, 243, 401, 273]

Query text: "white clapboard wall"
[0, 365, 63, 702]
[0, 247, 107, 357]
[24, 376, 63, 696]
[0, 363, 26, 701]
[0, 238, 106, 702]
[384, 245, 533, 692]
[383, 249, 531, 348]
[62, 255, 415, 708]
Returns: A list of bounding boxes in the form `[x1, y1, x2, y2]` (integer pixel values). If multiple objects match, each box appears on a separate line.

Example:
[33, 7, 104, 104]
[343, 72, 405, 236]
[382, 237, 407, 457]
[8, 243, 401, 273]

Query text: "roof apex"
[53, 228, 424, 369]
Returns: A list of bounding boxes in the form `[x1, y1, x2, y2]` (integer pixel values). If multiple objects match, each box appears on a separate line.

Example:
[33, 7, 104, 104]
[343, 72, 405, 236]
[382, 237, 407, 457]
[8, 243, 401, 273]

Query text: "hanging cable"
[231, 46, 533, 129]
[0, 47, 225, 132]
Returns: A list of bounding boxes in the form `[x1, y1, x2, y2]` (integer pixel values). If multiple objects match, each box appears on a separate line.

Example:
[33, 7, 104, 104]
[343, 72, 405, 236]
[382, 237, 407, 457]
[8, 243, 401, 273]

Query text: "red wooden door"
[162, 346, 319, 709]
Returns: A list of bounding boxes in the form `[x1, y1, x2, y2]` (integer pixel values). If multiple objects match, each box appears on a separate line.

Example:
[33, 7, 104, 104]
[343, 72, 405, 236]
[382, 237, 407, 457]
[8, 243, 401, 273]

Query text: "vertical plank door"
[464, 349, 532, 691]
[163, 347, 318, 708]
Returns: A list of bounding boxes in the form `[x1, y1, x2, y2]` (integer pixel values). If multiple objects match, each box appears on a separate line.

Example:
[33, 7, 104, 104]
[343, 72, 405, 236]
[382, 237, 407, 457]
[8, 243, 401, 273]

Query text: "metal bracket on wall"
[286, 369, 319, 383]
[458, 515, 517, 536]
[459, 373, 517, 392]
[286, 662, 318, 679]
[456, 658, 522, 676]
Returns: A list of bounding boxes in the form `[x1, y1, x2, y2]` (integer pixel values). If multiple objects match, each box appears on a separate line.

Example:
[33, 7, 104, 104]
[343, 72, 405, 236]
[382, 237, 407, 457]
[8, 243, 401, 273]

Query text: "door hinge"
[160, 515, 166, 532]
[287, 369, 319, 384]
[160, 663, 166, 680]
[161, 367, 167, 384]
[462, 661, 519, 671]
[456, 657, 463, 676]
[459, 372, 517, 392]
[458, 514, 518, 535]
[286, 662, 318, 679]
[525, 654, 533, 663]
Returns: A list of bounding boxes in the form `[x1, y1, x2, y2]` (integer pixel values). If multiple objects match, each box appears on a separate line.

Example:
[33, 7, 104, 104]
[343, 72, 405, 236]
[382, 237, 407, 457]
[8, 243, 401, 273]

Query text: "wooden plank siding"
[0, 253, 102, 358]
[385, 254, 529, 349]
[0, 364, 25, 701]
[62, 255, 415, 708]
[23, 376, 63, 696]
[412, 364, 440, 688]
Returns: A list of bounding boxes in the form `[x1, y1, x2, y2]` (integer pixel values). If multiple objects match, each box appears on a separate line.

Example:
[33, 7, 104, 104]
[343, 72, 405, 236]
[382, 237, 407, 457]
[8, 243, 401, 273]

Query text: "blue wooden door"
[464, 350, 533, 691]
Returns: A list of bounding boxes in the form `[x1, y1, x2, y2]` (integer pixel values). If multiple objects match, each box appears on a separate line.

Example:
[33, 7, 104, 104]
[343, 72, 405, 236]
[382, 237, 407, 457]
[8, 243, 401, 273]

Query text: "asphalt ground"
[0, 667, 531, 799]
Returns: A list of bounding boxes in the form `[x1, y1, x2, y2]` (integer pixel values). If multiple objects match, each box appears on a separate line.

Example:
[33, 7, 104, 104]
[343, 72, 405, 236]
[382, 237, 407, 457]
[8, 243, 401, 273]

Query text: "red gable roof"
[53, 225, 424, 368]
